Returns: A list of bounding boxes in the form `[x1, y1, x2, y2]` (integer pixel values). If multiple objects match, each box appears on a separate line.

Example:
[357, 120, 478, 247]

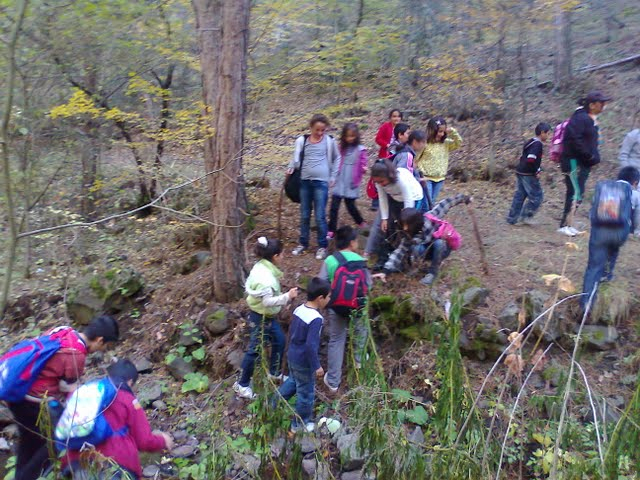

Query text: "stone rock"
[173, 430, 188, 441]
[151, 400, 167, 411]
[0, 404, 13, 426]
[461, 287, 490, 313]
[171, 445, 197, 458]
[337, 433, 366, 471]
[203, 308, 231, 336]
[531, 311, 565, 342]
[66, 267, 144, 324]
[179, 251, 212, 275]
[137, 381, 163, 407]
[142, 465, 160, 478]
[2, 424, 18, 439]
[0, 438, 9, 451]
[582, 325, 618, 350]
[408, 426, 425, 446]
[227, 349, 244, 370]
[134, 358, 153, 374]
[271, 437, 285, 457]
[462, 317, 507, 361]
[235, 454, 261, 476]
[498, 302, 520, 332]
[341, 471, 365, 480]
[518, 290, 550, 322]
[179, 325, 204, 347]
[167, 356, 195, 380]
[300, 436, 319, 454]
[302, 457, 317, 478]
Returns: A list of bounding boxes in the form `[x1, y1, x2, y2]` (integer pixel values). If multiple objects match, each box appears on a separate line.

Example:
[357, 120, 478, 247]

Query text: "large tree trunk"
[553, 5, 572, 92]
[193, 0, 249, 302]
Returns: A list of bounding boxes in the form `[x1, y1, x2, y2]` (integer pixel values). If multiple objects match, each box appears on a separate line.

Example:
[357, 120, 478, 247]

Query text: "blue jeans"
[425, 180, 445, 205]
[414, 239, 450, 275]
[300, 179, 329, 248]
[507, 175, 543, 224]
[238, 311, 285, 387]
[277, 362, 315, 428]
[581, 225, 629, 310]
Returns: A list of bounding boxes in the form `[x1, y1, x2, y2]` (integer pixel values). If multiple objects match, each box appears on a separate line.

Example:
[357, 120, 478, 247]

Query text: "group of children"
[0, 316, 174, 480]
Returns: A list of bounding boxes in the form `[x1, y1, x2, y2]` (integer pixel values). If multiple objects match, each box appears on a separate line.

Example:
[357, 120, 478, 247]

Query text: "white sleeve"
[399, 171, 415, 209]
[377, 184, 389, 220]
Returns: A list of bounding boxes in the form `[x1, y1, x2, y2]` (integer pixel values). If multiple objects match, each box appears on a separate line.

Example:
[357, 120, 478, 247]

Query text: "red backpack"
[329, 251, 368, 317]
[549, 119, 569, 163]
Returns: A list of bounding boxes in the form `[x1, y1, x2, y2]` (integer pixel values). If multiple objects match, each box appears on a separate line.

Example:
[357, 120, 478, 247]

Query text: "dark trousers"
[561, 163, 590, 227]
[581, 225, 629, 310]
[8, 401, 55, 480]
[277, 362, 315, 428]
[414, 239, 451, 275]
[328, 195, 364, 232]
[238, 311, 286, 387]
[507, 175, 544, 223]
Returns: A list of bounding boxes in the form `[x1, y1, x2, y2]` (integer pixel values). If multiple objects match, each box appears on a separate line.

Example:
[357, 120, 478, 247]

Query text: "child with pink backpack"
[381, 194, 471, 285]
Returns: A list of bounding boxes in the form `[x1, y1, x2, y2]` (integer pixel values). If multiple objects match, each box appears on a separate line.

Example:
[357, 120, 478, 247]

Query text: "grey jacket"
[288, 134, 341, 183]
[619, 129, 640, 170]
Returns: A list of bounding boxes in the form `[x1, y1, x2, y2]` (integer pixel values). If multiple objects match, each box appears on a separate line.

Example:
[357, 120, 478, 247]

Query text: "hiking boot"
[323, 372, 338, 393]
[292, 245, 306, 256]
[557, 226, 577, 237]
[315, 248, 327, 260]
[233, 382, 256, 400]
[268, 373, 289, 383]
[420, 273, 435, 285]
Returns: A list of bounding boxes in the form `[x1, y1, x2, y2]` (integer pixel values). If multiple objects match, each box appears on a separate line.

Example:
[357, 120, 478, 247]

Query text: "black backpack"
[591, 180, 632, 227]
[329, 251, 369, 317]
[284, 134, 310, 203]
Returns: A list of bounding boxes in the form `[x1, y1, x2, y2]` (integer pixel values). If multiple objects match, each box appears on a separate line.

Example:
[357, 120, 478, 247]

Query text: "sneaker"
[323, 372, 338, 393]
[233, 382, 256, 400]
[291, 422, 315, 434]
[315, 248, 327, 260]
[557, 226, 576, 237]
[268, 373, 289, 383]
[600, 274, 614, 283]
[569, 226, 584, 235]
[292, 245, 306, 256]
[521, 216, 539, 226]
[326, 232, 335, 240]
[420, 273, 435, 285]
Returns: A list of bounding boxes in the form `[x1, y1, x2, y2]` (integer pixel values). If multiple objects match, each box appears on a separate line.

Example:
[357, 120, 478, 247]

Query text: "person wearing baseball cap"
[557, 90, 612, 236]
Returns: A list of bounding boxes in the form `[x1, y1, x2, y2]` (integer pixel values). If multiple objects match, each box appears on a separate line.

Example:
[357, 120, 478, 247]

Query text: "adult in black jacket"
[558, 91, 611, 236]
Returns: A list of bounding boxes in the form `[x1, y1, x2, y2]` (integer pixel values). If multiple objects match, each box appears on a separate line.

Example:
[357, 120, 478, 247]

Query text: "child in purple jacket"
[328, 123, 368, 238]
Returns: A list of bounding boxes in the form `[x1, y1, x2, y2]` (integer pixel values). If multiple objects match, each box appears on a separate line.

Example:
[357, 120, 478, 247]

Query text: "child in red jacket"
[62, 359, 174, 479]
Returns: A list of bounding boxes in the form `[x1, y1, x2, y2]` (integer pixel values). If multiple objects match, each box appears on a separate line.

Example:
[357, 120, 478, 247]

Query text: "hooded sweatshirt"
[245, 259, 291, 317]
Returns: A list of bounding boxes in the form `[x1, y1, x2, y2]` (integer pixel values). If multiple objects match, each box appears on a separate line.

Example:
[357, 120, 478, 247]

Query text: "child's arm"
[353, 147, 368, 188]
[377, 184, 389, 220]
[128, 395, 169, 452]
[305, 317, 323, 373]
[330, 139, 341, 184]
[260, 288, 297, 308]
[288, 136, 304, 171]
[446, 128, 463, 152]
[618, 131, 637, 166]
[375, 123, 390, 149]
[427, 193, 470, 219]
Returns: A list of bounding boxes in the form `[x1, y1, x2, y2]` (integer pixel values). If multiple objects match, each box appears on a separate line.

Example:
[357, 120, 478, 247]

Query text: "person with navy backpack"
[319, 226, 385, 393]
[0, 315, 119, 480]
[581, 166, 639, 313]
[59, 359, 174, 479]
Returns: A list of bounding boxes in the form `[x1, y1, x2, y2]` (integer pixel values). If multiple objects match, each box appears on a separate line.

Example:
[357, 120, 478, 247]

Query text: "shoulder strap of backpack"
[299, 134, 310, 169]
[333, 250, 348, 266]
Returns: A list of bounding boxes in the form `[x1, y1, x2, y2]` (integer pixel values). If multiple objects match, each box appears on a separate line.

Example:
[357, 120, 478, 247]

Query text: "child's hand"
[286, 168, 294, 175]
[288, 288, 299, 300]
[160, 432, 175, 450]
[372, 273, 387, 283]
[464, 195, 473, 205]
[381, 219, 388, 232]
[315, 367, 325, 378]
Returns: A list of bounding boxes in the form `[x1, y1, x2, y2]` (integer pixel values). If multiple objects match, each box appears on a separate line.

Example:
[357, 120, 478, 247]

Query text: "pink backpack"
[425, 214, 462, 250]
[549, 119, 569, 163]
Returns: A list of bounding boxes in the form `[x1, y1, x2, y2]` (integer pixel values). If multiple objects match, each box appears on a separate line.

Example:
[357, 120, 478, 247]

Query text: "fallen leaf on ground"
[505, 353, 524, 376]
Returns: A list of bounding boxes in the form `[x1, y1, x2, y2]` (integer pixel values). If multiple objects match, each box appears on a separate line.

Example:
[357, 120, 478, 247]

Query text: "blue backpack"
[0, 327, 75, 403]
[592, 180, 632, 227]
[55, 377, 127, 451]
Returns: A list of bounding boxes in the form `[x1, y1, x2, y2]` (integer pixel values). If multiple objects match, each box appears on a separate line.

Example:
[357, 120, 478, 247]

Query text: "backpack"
[366, 178, 378, 199]
[549, 119, 569, 163]
[284, 134, 310, 203]
[329, 251, 369, 316]
[425, 214, 462, 250]
[55, 377, 127, 451]
[592, 180, 632, 227]
[0, 326, 80, 403]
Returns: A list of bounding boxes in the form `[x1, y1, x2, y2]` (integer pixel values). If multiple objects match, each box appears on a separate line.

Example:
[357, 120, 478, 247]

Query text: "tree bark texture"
[553, 6, 572, 92]
[1, 0, 29, 318]
[193, 0, 249, 302]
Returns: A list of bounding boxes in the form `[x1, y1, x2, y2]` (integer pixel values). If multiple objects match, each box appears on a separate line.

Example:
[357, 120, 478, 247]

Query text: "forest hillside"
[1, 0, 640, 479]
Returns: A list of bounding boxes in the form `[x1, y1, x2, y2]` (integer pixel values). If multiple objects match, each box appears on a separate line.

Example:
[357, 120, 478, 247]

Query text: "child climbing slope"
[233, 237, 299, 400]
